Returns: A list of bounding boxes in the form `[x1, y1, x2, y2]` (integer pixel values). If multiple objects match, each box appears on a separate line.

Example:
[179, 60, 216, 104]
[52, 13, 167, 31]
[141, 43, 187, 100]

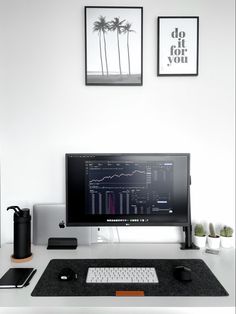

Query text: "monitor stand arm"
[180, 225, 199, 250]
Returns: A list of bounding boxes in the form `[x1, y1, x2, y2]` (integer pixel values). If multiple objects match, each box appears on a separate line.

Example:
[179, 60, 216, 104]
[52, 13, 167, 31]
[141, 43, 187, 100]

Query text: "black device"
[173, 265, 192, 282]
[47, 237, 77, 250]
[66, 153, 197, 249]
[58, 268, 77, 281]
[7, 206, 32, 259]
[0, 268, 35, 288]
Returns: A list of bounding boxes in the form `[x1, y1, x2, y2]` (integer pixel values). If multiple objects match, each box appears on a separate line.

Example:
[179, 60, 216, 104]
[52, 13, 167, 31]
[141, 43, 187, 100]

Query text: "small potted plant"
[193, 224, 206, 248]
[220, 226, 234, 248]
[207, 223, 220, 249]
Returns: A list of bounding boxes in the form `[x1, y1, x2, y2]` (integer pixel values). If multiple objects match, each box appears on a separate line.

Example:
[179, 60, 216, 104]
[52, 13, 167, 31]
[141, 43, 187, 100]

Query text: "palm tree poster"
[85, 7, 143, 86]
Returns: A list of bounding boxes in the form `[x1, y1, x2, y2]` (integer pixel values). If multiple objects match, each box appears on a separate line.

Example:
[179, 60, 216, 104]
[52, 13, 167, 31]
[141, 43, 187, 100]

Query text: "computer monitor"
[66, 153, 197, 249]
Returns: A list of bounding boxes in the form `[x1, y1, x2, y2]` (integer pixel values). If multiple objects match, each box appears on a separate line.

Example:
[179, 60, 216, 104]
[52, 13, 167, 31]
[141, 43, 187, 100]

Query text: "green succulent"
[220, 226, 233, 237]
[209, 222, 217, 238]
[194, 224, 206, 237]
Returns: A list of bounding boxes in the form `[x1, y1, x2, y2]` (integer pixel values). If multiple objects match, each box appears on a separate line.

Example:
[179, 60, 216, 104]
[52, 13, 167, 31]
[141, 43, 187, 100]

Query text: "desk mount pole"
[180, 225, 199, 250]
[180, 175, 199, 250]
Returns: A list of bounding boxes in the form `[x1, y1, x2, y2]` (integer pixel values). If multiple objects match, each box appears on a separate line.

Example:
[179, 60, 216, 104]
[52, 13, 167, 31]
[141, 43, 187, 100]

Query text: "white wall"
[0, 0, 235, 245]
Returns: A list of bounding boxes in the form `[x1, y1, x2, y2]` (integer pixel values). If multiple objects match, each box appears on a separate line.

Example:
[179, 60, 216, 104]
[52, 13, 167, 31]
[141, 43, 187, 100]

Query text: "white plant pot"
[220, 236, 234, 248]
[207, 236, 220, 249]
[193, 235, 206, 248]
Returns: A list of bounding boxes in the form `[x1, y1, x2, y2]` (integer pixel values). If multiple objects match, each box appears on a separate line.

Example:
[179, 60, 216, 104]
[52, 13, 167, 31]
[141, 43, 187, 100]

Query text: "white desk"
[0, 243, 235, 314]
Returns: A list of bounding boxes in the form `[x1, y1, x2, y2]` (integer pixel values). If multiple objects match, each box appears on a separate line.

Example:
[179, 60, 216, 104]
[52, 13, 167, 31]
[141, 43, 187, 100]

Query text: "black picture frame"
[157, 16, 199, 76]
[85, 6, 143, 86]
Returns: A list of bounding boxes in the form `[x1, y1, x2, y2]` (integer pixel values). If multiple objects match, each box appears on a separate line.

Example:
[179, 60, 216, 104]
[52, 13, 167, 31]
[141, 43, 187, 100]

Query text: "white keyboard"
[86, 267, 159, 283]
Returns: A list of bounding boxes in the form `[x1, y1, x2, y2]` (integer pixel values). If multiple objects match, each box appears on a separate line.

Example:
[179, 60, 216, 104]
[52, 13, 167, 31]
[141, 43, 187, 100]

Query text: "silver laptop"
[33, 204, 97, 245]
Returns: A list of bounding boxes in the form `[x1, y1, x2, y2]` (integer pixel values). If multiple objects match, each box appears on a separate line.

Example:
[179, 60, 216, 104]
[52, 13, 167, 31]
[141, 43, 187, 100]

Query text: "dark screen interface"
[66, 154, 189, 226]
[86, 160, 173, 216]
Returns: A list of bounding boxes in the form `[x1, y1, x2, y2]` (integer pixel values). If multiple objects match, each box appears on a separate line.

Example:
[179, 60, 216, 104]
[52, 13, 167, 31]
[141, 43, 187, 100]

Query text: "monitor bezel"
[66, 153, 191, 227]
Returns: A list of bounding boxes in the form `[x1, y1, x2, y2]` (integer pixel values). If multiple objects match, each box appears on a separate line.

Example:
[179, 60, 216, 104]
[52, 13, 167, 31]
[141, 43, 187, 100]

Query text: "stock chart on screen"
[85, 160, 174, 216]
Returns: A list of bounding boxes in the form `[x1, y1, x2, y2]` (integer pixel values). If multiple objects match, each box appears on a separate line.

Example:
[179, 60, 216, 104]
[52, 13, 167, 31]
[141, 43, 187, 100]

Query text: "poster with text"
[158, 17, 199, 76]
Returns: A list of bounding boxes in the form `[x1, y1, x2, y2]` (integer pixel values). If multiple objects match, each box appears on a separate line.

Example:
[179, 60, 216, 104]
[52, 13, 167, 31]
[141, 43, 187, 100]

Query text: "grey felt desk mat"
[31, 259, 228, 297]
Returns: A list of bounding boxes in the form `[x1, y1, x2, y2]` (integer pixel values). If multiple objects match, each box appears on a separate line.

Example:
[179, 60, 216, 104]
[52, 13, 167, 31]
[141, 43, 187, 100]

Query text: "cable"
[116, 227, 120, 243]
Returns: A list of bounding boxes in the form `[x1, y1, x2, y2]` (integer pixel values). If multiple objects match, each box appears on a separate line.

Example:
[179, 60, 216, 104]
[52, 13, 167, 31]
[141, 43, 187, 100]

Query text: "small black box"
[47, 237, 77, 250]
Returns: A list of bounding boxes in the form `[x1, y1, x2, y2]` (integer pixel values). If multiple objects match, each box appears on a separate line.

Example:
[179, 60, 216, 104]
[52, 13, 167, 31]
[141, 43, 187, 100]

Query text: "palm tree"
[93, 18, 104, 75]
[109, 17, 126, 75]
[93, 16, 109, 75]
[122, 23, 135, 75]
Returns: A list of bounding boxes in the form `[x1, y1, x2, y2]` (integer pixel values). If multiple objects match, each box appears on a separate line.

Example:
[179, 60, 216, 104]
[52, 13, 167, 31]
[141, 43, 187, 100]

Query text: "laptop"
[33, 204, 97, 245]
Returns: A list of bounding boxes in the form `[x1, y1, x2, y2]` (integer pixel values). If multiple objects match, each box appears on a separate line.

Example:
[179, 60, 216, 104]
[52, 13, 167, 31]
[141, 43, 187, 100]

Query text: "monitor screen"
[66, 153, 190, 226]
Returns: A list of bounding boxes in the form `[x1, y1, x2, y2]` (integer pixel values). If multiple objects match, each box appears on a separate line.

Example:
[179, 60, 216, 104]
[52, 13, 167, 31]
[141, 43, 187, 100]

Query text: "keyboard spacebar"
[108, 278, 134, 283]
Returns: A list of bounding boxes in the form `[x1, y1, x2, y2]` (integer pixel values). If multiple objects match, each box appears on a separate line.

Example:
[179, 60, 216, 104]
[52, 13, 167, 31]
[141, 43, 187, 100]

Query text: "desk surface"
[0, 243, 235, 309]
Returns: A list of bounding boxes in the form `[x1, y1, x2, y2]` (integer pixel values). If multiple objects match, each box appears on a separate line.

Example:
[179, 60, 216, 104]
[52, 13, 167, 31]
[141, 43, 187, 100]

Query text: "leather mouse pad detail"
[116, 290, 145, 296]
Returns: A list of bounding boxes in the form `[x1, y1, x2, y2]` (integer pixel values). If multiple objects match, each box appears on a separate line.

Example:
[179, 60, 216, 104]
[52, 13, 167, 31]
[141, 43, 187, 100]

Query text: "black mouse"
[58, 267, 77, 281]
[173, 265, 192, 282]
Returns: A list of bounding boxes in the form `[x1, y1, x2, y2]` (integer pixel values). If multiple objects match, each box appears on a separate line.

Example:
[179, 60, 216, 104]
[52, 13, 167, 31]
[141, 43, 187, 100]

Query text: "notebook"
[0, 268, 35, 288]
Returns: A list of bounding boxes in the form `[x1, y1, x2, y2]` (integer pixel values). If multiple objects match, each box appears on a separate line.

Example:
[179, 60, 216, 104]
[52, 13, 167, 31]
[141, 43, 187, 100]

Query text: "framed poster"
[85, 6, 143, 86]
[157, 16, 199, 76]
